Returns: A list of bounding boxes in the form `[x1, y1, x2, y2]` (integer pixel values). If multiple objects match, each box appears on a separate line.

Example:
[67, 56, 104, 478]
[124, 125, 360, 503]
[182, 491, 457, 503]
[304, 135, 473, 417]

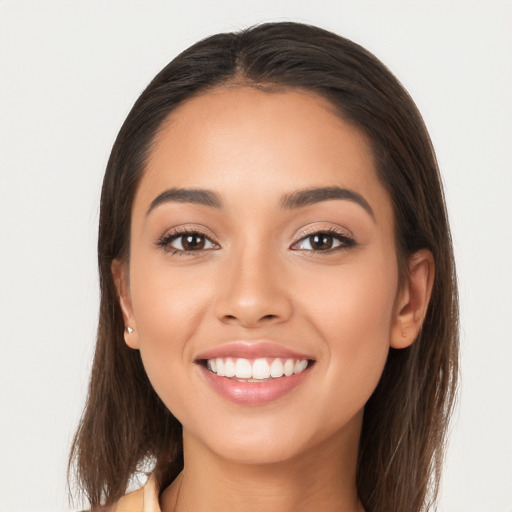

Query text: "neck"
[160, 415, 364, 512]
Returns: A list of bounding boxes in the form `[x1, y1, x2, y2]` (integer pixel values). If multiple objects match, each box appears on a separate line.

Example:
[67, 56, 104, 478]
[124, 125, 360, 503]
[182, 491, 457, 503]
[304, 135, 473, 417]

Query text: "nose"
[213, 246, 293, 328]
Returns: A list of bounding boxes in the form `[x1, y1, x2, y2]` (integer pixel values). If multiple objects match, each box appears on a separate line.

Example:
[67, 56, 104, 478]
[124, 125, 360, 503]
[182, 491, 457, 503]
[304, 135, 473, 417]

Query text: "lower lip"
[198, 364, 311, 405]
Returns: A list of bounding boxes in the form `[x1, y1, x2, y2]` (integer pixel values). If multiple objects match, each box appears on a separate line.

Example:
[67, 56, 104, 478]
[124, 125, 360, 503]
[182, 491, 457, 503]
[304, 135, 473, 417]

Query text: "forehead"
[136, 86, 392, 222]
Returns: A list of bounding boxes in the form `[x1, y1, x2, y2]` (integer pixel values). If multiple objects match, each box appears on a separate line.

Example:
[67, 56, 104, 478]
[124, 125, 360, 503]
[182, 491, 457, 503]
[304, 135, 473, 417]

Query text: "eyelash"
[155, 227, 356, 256]
[291, 227, 356, 253]
[155, 228, 219, 256]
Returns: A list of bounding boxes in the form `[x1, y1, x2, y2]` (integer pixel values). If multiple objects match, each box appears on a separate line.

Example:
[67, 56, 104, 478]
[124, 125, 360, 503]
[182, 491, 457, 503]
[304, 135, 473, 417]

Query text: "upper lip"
[195, 342, 314, 361]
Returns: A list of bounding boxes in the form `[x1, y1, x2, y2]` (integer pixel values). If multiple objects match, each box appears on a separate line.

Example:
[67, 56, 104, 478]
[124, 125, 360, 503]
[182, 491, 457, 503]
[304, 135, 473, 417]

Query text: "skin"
[113, 87, 434, 512]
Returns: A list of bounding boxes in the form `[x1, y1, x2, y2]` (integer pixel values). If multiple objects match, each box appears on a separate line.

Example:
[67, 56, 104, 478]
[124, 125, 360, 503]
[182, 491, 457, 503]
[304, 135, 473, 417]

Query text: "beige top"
[110, 474, 161, 512]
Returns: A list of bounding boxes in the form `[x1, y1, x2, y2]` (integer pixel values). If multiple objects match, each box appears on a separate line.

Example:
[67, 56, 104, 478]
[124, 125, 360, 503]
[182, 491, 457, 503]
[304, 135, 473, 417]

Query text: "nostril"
[222, 313, 277, 322]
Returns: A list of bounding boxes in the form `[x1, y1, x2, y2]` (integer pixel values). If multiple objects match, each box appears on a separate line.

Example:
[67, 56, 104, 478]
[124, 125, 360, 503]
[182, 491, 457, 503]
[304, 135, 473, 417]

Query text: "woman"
[69, 22, 458, 512]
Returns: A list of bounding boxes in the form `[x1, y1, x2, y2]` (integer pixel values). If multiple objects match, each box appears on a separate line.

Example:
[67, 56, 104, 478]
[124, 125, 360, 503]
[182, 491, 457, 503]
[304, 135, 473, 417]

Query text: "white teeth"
[283, 358, 295, 376]
[235, 358, 252, 378]
[252, 358, 271, 379]
[215, 358, 225, 377]
[294, 360, 308, 374]
[206, 357, 310, 379]
[270, 359, 284, 378]
[224, 358, 235, 377]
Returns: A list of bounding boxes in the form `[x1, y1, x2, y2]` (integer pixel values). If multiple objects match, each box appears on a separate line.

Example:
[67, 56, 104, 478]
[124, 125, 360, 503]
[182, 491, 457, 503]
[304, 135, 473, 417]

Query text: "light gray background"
[0, 1, 511, 511]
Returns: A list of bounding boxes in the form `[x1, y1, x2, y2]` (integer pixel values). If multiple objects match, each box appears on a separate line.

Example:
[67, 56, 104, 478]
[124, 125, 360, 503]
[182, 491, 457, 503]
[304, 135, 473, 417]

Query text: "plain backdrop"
[0, 1, 511, 511]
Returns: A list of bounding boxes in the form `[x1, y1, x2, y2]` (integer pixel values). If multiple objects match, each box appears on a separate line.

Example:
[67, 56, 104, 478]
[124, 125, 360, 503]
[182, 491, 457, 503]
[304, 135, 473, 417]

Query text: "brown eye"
[293, 230, 355, 252]
[181, 234, 206, 250]
[309, 234, 334, 250]
[157, 231, 217, 253]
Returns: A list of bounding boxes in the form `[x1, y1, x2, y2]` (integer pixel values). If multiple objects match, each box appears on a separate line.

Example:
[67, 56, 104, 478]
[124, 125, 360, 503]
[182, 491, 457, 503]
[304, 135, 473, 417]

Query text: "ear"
[111, 259, 140, 349]
[390, 249, 435, 349]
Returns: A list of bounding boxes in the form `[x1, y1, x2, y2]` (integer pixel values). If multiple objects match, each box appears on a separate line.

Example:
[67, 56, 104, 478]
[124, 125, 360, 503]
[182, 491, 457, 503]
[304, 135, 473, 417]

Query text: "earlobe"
[111, 259, 140, 350]
[390, 249, 435, 349]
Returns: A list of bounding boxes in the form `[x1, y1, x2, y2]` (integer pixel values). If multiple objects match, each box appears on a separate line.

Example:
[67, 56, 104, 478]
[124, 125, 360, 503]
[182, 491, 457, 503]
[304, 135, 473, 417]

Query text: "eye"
[156, 229, 218, 254]
[292, 229, 355, 252]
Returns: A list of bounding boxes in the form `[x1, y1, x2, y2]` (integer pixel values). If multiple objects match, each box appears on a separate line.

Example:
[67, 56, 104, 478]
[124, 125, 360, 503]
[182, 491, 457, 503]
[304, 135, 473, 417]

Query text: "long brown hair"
[69, 22, 458, 512]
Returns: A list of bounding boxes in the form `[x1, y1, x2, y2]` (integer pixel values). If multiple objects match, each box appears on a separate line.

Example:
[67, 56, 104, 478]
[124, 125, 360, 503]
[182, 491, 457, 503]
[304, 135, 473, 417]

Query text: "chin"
[184, 409, 361, 468]
[212, 439, 310, 466]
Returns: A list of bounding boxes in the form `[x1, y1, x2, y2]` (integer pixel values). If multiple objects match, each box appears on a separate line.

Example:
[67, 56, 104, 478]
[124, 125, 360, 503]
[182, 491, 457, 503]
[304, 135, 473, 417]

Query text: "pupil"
[311, 234, 332, 250]
[183, 234, 204, 250]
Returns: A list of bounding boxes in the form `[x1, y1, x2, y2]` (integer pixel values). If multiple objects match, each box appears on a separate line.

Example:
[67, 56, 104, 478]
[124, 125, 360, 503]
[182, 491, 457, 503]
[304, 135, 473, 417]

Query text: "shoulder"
[109, 487, 145, 512]
[103, 474, 160, 512]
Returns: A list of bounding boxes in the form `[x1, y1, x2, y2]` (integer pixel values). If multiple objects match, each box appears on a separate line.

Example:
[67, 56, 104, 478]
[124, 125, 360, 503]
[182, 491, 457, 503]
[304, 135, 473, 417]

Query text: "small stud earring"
[402, 331, 406, 338]
[126, 327, 134, 334]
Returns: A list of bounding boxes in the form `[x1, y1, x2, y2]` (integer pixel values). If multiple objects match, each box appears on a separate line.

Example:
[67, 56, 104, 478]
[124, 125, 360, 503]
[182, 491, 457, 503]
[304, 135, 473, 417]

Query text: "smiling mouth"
[200, 357, 314, 381]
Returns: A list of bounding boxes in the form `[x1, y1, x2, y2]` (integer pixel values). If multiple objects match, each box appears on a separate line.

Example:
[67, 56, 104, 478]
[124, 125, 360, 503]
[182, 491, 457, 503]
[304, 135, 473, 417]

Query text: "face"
[116, 87, 408, 465]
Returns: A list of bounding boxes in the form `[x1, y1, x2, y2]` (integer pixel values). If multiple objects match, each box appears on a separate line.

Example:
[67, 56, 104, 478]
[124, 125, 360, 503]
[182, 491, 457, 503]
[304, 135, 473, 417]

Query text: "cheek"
[297, 253, 398, 406]
[301, 251, 397, 336]
[128, 259, 212, 398]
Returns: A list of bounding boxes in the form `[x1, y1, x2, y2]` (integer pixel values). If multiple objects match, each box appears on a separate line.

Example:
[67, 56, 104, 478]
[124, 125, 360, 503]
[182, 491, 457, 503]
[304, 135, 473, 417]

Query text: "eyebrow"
[147, 187, 222, 215]
[147, 185, 374, 220]
[281, 186, 375, 220]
